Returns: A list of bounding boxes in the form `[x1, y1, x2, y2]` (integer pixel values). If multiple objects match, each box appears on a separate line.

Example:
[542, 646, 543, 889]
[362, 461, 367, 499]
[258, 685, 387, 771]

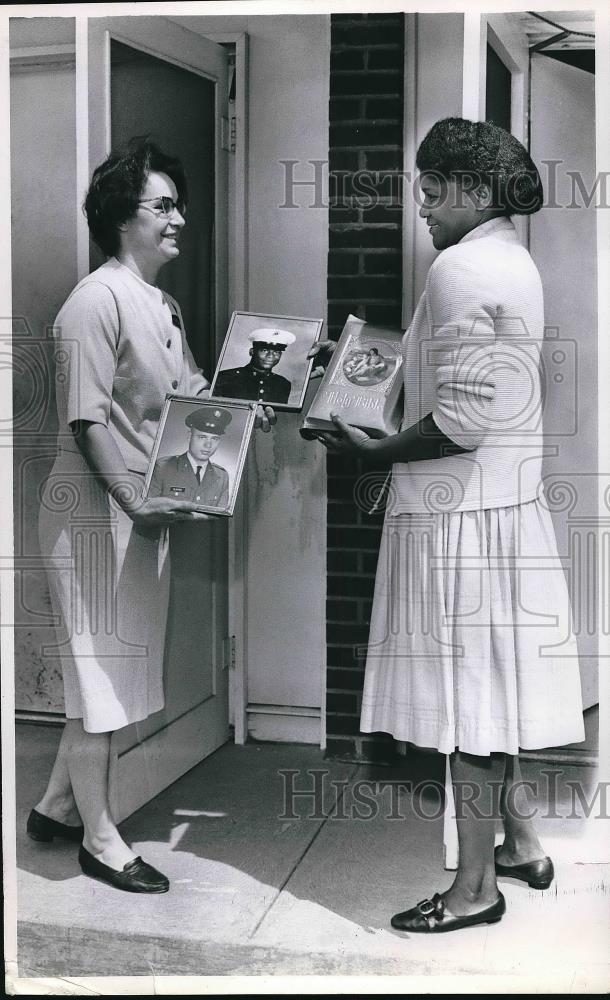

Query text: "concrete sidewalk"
[13, 723, 610, 988]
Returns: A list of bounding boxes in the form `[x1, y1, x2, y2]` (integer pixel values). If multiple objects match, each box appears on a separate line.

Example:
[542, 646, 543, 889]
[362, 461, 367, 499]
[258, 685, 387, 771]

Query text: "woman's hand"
[255, 404, 277, 432]
[126, 497, 212, 533]
[317, 414, 376, 458]
[307, 339, 337, 378]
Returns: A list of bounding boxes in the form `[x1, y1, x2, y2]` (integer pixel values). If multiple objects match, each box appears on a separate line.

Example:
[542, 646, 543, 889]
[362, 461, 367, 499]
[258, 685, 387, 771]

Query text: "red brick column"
[325, 12, 404, 762]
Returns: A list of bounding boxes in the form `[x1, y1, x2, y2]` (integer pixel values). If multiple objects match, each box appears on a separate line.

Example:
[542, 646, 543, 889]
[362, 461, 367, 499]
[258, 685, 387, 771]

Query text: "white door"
[80, 15, 231, 820]
[529, 53, 598, 710]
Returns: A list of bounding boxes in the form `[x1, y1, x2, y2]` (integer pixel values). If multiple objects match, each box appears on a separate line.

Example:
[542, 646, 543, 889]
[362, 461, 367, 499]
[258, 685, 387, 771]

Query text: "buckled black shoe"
[78, 846, 170, 893]
[27, 808, 84, 843]
[391, 891, 505, 933]
[494, 845, 554, 889]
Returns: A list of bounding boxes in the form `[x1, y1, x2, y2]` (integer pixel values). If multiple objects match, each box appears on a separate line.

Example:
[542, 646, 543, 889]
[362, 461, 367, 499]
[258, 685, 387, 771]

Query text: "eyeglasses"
[138, 196, 185, 217]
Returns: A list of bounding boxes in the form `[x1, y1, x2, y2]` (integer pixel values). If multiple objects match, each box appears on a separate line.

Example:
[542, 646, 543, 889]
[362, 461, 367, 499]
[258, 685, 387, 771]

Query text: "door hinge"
[224, 634, 237, 671]
[221, 115, 236, 154]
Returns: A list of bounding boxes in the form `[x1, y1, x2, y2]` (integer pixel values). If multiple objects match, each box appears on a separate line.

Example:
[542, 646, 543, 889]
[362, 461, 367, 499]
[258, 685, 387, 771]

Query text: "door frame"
[77, 16, 253, 747]
[462, 11, 529, 247]
[401, 12, 529, 323]
[75, 17, 252, 747]
[461, 12, 529, 141]
[74, 13, 232, 821]
[199, 30, 251, 745]
[76, 14, 229, 358]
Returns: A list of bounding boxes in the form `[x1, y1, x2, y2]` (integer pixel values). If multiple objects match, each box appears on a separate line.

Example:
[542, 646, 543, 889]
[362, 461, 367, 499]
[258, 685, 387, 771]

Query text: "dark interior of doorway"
[486, 43, 511, 131]
[109, 39, 216, 376]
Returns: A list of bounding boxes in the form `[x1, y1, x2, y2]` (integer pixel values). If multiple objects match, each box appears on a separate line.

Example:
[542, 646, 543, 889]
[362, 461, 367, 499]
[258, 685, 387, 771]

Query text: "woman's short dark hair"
[415, 117, 543, 216]
[84, 137, 187, 257]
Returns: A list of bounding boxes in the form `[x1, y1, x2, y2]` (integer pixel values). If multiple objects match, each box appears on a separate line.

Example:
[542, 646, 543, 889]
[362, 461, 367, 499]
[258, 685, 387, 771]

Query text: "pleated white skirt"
[360, 498, 585, 756]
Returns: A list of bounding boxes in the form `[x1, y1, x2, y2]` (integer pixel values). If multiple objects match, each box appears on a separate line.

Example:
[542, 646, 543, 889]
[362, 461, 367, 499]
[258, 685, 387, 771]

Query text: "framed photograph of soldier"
[142, 396, 257, 517]
[209, 310, 324, 411]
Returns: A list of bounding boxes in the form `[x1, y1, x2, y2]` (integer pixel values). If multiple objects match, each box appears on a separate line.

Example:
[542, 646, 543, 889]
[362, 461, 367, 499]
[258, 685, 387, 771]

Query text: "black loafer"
[78, 845, 169, 893]
[494, 845, 554, 889]
[27, 808, 84, 843]
[391, 891, 505, 933]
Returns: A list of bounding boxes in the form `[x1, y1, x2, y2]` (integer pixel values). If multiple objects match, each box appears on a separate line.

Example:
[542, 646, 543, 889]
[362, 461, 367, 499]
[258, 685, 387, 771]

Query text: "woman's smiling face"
[120, 170, 185, 266]
[418, 172, 482, 251]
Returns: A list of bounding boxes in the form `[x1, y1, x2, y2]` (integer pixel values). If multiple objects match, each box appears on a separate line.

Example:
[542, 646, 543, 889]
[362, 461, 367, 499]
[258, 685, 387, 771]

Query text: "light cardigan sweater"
[54, 259, 207, 473]
[389, 217, 545, 514]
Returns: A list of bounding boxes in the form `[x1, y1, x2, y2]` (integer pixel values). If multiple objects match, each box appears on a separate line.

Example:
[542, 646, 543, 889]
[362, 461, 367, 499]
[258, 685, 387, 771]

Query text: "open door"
[78, 15, 231, 820]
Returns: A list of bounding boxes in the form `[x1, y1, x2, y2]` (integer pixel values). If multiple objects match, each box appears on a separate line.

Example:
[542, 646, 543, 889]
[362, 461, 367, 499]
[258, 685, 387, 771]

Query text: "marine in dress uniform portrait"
[151, 406, 232, 509]
[213, 327, 297, 405]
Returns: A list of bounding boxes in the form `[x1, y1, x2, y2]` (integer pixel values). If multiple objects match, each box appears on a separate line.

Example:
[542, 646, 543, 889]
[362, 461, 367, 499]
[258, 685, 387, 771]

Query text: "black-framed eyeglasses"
[138, 196, 185, 217]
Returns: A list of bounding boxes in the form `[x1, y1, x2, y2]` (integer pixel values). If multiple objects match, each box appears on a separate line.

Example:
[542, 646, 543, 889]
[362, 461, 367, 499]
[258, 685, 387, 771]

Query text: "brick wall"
[325, 12, 405, 762]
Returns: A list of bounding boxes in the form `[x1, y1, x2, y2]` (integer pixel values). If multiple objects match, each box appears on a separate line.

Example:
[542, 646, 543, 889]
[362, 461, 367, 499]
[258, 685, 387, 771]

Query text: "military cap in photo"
[248, 327, 296, 348]
[185, 406, 232, 435]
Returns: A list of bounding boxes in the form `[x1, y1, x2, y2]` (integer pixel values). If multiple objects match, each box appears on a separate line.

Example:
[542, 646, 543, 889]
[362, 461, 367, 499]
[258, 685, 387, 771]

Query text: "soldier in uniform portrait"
[213, 327, 296, 404]
[151, 406, 232, 508]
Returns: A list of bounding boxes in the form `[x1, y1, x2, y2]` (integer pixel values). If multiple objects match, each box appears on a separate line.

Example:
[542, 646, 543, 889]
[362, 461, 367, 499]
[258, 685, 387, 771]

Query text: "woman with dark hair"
[29, 138, 275, 893]
[318, 118, 584, 932]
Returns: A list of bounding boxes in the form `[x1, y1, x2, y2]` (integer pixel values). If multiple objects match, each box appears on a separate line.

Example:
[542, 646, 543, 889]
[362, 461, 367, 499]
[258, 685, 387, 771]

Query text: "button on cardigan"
[53, 258, 208, 473]
[390, 217, 546, 513]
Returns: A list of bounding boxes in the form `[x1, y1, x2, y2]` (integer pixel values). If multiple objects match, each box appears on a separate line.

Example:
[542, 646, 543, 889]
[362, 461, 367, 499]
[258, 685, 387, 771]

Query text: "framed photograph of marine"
[142, 396, 257, 517]
[209, 310, 324, 411]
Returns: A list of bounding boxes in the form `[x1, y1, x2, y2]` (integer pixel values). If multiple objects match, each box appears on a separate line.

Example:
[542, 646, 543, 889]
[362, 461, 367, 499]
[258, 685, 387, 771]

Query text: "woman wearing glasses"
[30, 138, 275, 893]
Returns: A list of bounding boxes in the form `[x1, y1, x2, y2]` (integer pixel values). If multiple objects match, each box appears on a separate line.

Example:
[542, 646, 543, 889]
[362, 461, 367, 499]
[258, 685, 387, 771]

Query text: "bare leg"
[444, 750, 503, 916]
[42, 719, 136, 870]
[35, 722, 81, 826]
[495, 754, 547, 865]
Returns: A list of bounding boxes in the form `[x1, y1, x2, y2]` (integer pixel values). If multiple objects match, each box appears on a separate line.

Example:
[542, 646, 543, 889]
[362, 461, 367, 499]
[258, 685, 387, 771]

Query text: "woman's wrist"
[361, 438, 382, 463]
[109, 481, 144, 518]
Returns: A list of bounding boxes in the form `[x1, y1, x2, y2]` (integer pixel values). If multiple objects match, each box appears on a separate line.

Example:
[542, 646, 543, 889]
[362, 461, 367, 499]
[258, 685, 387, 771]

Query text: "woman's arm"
[320, 250, 499, 461]
[320, 412, 469, 464]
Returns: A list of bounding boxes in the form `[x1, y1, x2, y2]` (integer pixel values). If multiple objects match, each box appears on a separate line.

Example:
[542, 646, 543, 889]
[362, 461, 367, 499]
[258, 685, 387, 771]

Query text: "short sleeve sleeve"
[54, 282, 120, 428]
[425, 251, 497, 450]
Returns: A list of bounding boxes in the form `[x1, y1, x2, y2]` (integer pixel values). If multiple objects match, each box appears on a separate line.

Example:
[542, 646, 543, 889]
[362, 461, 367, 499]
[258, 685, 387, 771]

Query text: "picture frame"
[142, 395, 257, 517]
[209, 310, 324, 411]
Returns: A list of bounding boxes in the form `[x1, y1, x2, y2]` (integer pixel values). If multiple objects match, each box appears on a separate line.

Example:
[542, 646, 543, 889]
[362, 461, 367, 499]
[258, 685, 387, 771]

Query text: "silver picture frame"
[142, 395, 257, 517]
[209, 310, 324, 411]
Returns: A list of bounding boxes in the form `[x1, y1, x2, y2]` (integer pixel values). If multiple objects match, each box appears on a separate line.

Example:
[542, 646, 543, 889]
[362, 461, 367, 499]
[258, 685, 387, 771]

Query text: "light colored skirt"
[360, 498, 585, 756]
[38, 451, 170, 733]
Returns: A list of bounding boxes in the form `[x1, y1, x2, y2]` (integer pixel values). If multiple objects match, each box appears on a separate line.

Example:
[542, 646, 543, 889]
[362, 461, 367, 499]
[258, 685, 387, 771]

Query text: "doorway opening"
[110, 39, 216, 375]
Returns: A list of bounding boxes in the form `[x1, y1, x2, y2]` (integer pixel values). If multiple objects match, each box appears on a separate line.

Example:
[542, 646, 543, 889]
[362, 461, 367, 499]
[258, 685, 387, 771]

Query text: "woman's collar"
[111, 256, 162, 291]
[458, 216, 515, 245]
